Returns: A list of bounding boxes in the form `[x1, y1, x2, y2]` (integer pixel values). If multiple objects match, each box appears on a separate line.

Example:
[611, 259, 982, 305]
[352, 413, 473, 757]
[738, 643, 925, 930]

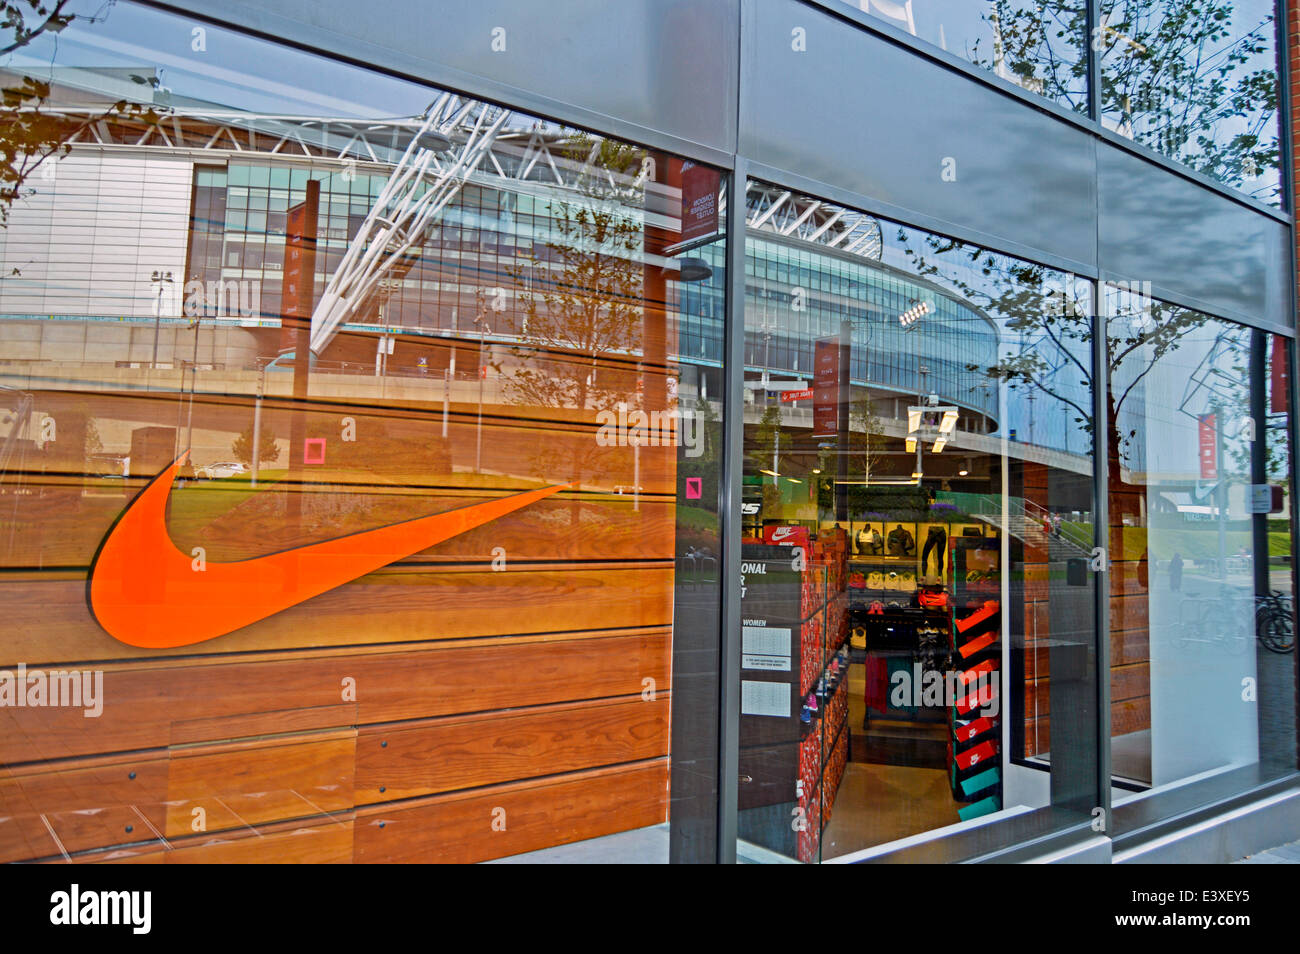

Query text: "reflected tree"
[896, 230, 1205, 521]
[985, 0, 1279, 200]
[495, 134, 656, 521]
[501, 134, 648, 413]
[1097, 0, 1277, 196]
[1, 1, 166, 229]
[971, 1, 1090, 108]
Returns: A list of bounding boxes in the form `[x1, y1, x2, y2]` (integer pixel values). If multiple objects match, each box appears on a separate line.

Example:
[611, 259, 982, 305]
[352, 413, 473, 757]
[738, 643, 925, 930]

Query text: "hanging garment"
[921, 526, 947, 576]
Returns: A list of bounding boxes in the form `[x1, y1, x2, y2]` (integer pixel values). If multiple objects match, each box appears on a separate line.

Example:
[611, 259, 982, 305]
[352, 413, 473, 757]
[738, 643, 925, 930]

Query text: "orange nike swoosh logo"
[88, 454, 570, 649]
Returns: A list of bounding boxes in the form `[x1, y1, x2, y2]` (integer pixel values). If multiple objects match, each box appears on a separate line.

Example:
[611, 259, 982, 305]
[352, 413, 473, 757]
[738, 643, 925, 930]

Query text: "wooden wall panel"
[0, 752, 167, 862]
[4, 266, 688, 865]
[164, 820, 355, 864]
[1112, 695, 1151, 738]
[1, 629, 673, 863]
[354, 760, 668, 864]
[64, 818, 356, 864]
[4, 564, 673, 663]
[0, 630, 670, 764]
[1110, 593, 1150, 635]
[355, 696, 668, 803]
[1023, 696, 1151, 758]
[163, 730, 356, 837]
[1022, 661, 1150, 719]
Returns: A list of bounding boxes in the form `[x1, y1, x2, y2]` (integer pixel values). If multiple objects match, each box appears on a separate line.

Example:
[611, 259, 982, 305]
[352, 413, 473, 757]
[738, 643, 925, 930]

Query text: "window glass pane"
[855, 0, 1089, 111]
[0, 0, 727, 865]
[1107, 292, 1296, 823]
[737, 180, 1097, 863]
[1097, 1, 1281, 206]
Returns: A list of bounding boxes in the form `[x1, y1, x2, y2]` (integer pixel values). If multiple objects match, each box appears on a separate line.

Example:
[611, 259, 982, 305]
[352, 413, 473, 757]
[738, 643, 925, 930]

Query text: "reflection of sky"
[1099, 0, 1279, 200]
[9, 0, 435, 118]
[864, 0, 1083, 63]
[1113, 317, 1252, 479]
[878, 221, 1094, 456]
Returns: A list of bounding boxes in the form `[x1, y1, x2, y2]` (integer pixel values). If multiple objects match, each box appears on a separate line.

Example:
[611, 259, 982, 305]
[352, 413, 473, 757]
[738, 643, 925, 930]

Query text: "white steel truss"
[745, 182, 882, 261]
[308, 95, 510, 353]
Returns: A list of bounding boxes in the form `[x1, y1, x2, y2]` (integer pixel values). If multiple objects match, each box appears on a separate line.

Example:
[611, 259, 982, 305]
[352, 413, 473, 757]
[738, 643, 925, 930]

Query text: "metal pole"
[250, 369, 263, 487]
[1249, 329, 1269, 599]
[717, 157, 748, 865]
[476, 316, 487, 473]
[1216, 402, 1227, 580]
[151, 282, 163, 368]
[186, 316, 200, 452]
[442, 367, 450, 439]
[1090, 287, 1112, 833]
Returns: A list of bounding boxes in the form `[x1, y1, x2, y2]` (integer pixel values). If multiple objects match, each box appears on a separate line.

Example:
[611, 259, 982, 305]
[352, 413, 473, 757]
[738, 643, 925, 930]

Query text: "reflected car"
[202, 461, 248, 479]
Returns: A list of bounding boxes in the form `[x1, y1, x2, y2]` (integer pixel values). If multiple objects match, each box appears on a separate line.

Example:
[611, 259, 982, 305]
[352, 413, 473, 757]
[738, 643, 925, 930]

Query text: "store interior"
[736, 359, 1099, 861]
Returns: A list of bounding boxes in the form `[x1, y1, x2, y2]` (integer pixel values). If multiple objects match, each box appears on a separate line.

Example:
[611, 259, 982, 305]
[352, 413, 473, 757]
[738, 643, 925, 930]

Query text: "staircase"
[967, 494, 1092, 558]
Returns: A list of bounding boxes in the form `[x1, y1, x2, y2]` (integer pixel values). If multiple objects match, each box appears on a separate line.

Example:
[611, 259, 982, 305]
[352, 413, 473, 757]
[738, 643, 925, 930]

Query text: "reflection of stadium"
[0, 67, 1000, 475]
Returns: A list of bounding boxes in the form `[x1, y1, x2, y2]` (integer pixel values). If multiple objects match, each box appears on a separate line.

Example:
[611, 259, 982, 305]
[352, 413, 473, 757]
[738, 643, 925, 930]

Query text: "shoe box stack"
[795, 782, 822, 864]
[819, 670, 850, 819]
[825, 589, 847, 664]
[948, 599, 1002, 819]
[798, 563, 826, 698]
[795, 649, 850, 863]
[738, 538, 851, 861]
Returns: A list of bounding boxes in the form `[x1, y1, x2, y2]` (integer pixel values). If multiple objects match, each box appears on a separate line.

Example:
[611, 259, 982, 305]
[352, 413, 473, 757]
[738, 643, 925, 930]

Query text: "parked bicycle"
[1256, 590, 1295, 655]
[1172, 589, 1251, 655]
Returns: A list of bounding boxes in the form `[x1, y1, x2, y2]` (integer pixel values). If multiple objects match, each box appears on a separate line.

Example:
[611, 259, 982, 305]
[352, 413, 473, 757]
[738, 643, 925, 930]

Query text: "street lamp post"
[150, 270, 174, 369]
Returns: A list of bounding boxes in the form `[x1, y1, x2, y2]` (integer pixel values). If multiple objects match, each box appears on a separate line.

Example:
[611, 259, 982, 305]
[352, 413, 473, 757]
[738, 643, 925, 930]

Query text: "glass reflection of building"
[0, 74, 1002, 450]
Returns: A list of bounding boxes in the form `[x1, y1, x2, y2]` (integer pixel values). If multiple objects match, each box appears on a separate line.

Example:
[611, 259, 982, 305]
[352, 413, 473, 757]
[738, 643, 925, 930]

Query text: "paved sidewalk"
[1235, 838, 1300, 863]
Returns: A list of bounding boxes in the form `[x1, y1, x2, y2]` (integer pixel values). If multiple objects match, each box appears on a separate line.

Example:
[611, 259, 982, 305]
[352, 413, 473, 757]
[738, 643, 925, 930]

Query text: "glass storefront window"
[737, 180, 1099, 862]
[1097, 0, 1282, 206]
[1106, 288, 1296, 825]
[0, 0, 726, 864]
[853, 0, 1090, 112]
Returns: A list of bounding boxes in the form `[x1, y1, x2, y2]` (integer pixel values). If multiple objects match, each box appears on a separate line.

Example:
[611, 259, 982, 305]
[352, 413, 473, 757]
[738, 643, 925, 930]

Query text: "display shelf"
[947, 599, 1002, 807]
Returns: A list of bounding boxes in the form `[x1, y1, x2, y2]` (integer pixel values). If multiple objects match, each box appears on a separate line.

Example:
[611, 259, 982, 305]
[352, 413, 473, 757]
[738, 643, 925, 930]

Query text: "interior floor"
[820, 762, 963, 860]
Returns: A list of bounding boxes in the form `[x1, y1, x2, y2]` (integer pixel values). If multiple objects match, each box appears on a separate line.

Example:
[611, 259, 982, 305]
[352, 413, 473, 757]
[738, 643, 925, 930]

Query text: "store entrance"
[739, 388, 1018, 859]
[735, 181, 1099, 863]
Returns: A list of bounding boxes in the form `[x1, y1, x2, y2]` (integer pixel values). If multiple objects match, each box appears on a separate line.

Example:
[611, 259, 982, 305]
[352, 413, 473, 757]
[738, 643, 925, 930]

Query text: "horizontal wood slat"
[355, 696, 668, 803]
[0, 630, 670, 764]
[354, 759, 668, 864]
[4, 565, 673, 663]
[163, 730, 356, 837]
[2, 483, 677, 568]
[64, 817, 356, 864]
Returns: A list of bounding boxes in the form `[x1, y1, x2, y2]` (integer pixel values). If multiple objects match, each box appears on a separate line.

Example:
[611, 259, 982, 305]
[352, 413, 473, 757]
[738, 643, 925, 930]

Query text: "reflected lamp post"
[474, 309, 490, 473]
[150, 270, 174, 368]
